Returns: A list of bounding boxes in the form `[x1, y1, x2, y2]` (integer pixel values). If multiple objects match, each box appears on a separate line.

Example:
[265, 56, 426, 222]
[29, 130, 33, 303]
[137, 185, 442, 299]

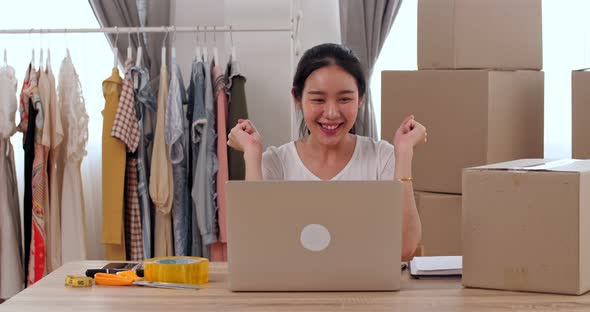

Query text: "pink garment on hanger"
[211, 60, 228, 261]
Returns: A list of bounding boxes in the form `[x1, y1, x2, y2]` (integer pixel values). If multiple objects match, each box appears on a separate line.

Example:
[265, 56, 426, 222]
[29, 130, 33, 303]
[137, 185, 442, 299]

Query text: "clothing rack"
[0, 26, 293, 34]
[0, 19, 304, 143]
[0, 17, 304, 139]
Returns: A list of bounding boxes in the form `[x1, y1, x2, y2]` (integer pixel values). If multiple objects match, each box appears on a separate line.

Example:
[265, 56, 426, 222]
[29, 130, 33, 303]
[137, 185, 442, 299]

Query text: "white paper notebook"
[409, 256, 462, 276]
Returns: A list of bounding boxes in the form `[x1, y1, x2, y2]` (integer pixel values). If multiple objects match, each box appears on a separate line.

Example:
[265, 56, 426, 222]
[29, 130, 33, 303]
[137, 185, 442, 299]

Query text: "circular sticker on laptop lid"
[300, 224, 331, 252]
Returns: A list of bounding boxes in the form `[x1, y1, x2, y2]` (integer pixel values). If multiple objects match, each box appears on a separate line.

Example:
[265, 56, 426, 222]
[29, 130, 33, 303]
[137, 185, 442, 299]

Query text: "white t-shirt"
[262, 135, 395, 181]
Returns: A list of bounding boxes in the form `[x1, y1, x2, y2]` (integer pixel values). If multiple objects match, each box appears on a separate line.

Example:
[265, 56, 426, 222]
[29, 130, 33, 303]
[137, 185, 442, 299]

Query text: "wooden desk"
[1, 261, 589, 311]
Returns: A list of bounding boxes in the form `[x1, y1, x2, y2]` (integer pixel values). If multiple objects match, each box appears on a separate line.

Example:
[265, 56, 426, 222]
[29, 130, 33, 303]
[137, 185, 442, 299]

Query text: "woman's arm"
[228, 119, 264, 181]
[394, 148, 422, 262]
[392, 115, 427, 262]
[244, 150, 263, 181]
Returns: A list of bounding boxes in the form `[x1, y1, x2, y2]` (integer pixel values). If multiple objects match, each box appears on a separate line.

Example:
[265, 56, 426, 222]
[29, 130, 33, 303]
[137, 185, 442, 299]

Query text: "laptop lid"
[226, 180, 403, 291]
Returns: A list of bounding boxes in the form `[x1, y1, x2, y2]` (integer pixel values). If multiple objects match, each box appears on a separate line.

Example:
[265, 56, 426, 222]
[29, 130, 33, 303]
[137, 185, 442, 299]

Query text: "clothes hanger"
[172, 26, 177, 60]
[30, 29, 35, 68]
[47, 48, 51, 72]
[46, 29, 51, 72]
[161, 29, 168, 67]
[63, 28, 69, 61]
[195, 25, 202, 62]
[39, 30, 44, 71]
[294, 10, 303, 58]
[113, 26, 120, 68]
[213, 25, 219, 64]
[132, 29, 142, 89]
[39, 50, 43, 71]
[135, 28, 143, 67]
[203, 26, 208, 62]
[66, 29, 71, 59]
[230, 25, 237, 62]
[127, 31, 133, 61]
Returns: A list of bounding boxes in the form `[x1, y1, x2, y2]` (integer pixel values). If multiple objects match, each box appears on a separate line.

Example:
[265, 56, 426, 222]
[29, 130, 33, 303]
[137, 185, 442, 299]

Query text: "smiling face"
[295, 64, 363, 146]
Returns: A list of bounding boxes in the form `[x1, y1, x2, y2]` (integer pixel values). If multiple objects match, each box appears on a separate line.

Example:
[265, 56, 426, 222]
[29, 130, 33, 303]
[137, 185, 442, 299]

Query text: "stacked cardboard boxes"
[381, 0, 544, 257]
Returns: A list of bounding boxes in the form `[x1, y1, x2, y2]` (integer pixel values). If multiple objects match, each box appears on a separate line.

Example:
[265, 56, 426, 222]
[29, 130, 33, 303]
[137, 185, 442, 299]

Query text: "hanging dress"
[111, 58, 143, 261]
[44, 57, 65, 271]
[101, 67, 127, 260]
[0, 60, 24, 298]
[26, 66, 47, 286]
[58, 51, 89, 263]
[16, 64, 34, 285]
[210, 59, 229, 261]
[150, 62, 174, 257]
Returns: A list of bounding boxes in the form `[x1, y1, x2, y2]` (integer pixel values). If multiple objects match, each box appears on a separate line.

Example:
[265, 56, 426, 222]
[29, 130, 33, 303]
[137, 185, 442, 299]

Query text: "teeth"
[322, 124, 339, 130]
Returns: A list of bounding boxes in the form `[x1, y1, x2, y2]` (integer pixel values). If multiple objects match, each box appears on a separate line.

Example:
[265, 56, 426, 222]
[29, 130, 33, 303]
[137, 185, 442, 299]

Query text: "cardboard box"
[572, 70, 590, 159]
[462, 159, 590, 295]
[381, 70, 544, 194]
[418, 0, 542, 70]
[415, 192, 461, 256]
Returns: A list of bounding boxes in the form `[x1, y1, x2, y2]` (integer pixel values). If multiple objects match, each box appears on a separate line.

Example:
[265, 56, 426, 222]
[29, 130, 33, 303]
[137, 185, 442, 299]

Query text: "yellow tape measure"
[65, 275, 93, 287]
[143, 256, 209, 285]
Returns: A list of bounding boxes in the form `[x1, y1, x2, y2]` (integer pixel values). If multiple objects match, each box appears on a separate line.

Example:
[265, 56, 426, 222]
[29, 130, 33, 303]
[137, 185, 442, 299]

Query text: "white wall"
[173, 0, 340, 147]
[173, 0, 225, 85]
[225, 0, 292, 147]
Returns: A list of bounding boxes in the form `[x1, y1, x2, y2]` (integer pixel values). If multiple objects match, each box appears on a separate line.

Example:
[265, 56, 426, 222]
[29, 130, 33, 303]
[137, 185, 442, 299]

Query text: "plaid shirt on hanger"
[112, 58, 143, 261]
[124, 157, 143, 261]
[111, 60, 140, 152]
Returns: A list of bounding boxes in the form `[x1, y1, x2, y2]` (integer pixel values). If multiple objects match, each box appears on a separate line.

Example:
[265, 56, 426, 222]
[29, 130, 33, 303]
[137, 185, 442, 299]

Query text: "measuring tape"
[65, 275, 93, 287]
[143, 256, 209, 285]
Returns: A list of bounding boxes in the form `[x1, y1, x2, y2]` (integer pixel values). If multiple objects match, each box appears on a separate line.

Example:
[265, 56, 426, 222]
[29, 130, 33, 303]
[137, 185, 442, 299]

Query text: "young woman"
[227, 43, 427, 261]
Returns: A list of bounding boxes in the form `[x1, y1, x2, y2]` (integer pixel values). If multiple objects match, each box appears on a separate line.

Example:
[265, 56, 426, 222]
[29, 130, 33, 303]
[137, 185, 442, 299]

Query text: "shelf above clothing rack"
[0, 25, 293, 34]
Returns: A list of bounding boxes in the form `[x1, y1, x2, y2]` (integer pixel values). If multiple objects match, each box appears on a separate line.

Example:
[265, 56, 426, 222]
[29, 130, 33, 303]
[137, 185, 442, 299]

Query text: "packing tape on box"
[65, 275, 93, 287]
[143, 256, 209, 285]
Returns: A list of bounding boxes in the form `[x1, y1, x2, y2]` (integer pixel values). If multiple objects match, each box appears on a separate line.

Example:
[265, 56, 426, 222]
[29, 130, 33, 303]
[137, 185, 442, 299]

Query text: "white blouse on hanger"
[0, 61, 24, 299]
[43, 52, 65, 272]
[58, 52, 89, 263]
[0, 63, 17, 137]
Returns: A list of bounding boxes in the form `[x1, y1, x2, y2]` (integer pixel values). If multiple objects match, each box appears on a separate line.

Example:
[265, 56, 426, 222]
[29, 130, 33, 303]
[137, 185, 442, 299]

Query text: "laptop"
[225, 180, 403, 291]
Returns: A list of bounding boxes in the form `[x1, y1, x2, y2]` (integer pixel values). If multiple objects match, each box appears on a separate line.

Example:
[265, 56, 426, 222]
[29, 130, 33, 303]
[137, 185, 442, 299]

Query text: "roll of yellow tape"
[144, 257, 209, 285]
[65, 275, 93, 287]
